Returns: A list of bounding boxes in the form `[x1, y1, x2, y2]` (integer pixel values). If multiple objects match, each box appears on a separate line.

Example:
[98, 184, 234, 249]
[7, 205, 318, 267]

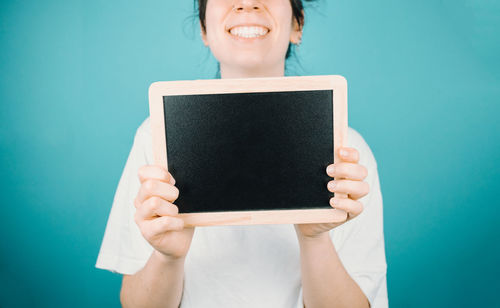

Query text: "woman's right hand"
[134, 165, 195, 261]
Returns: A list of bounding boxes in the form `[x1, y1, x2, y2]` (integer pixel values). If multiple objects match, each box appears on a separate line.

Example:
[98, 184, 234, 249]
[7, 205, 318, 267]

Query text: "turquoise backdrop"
[1, 0, 499, 307]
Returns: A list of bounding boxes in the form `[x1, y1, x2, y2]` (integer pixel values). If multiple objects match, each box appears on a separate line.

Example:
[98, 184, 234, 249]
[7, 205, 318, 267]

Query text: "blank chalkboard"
[149, 76, 348, 226]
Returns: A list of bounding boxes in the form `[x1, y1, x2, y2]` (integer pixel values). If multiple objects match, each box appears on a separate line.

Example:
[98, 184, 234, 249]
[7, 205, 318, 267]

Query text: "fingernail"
[340, 149, 349, 157]
[327, 165, 335, 175]
[328, 181, 336, 190]
[330, 198, 338, 207]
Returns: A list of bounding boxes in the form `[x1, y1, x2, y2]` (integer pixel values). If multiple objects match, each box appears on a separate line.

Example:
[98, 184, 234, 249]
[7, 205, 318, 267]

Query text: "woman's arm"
[120, 165, 195, 308]
[297, 233, 369, 308]
[295, 146, 376, 308]
[121, 251, 185, 308]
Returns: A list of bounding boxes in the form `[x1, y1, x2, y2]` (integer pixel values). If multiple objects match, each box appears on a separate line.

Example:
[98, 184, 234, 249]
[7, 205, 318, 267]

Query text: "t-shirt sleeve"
[332, 128, 388, 307]
[95, 118, 155, 275]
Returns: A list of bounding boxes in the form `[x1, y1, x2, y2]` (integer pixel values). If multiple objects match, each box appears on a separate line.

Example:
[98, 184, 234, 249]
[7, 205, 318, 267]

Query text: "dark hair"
[196, 0, 315, 60]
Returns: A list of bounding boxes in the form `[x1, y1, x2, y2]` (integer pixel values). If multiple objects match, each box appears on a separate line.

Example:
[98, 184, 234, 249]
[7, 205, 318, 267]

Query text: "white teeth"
[229, 26, 268, 38]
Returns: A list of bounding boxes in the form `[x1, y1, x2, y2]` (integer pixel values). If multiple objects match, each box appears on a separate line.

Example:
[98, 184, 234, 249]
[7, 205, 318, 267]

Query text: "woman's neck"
[220, 62, 285, 79]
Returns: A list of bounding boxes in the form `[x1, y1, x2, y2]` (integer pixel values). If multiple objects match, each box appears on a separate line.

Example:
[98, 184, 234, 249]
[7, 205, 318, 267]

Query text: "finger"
[326, 162, 368, 181]
[338, 147, 360, 163]
[136, 196, 179, 220]
[327, 179, 369, 200]
[138, 165, 175, 185]
[136, 179, 180, 205]
[144, 216, 185, 238]
[329, 197, 363, 219]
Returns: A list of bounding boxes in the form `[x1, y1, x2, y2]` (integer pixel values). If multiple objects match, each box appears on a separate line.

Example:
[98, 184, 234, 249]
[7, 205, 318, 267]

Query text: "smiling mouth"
[228, 26, 270, 39]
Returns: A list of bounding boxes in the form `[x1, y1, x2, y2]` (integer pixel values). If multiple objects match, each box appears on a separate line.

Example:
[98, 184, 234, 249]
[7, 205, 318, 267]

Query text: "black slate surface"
[163, 90, 334, 213]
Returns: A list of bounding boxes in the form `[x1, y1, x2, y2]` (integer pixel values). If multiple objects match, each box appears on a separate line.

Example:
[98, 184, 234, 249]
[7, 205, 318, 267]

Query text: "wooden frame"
[149, 75, 348, 227]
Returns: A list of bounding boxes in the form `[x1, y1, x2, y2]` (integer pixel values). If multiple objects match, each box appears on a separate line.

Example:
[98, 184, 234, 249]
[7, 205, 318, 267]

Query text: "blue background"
[1, 0, 499, 307]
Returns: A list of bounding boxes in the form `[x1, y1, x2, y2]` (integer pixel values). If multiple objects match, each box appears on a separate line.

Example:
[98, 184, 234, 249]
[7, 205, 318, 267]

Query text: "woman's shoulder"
[134, 116, 152, 140]
[128, 116, 154, 164]
[347, 127, 378, 170]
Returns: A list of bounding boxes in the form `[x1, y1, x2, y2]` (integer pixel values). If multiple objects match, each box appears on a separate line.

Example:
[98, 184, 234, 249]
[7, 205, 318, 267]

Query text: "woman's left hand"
[295, 147, 370, 239]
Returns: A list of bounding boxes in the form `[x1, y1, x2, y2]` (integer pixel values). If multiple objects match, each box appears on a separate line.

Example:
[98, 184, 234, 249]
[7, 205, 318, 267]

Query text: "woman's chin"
[221, 58, 281, 77]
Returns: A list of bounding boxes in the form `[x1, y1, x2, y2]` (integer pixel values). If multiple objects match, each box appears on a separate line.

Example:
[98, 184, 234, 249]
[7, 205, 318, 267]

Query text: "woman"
[96, 0, 388, 307]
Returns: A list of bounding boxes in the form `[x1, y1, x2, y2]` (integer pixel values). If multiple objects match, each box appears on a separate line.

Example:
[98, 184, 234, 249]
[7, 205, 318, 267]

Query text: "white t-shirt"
[96, 117, 388, 307]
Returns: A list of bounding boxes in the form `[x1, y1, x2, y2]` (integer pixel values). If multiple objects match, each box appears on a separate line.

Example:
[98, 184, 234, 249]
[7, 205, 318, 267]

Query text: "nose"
[232, 0, 263, 12]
